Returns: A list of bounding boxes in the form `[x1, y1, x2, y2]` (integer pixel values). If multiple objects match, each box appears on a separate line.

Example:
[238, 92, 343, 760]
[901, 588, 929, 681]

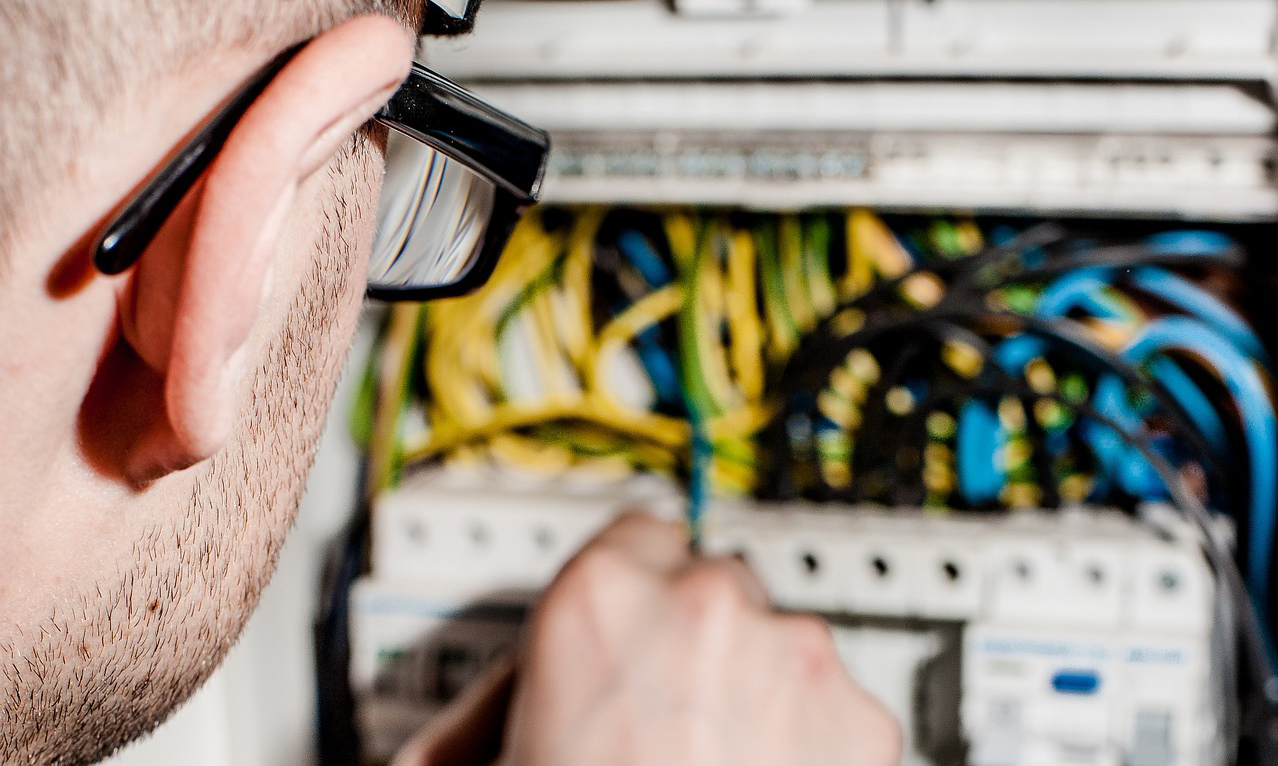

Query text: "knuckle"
[539, 547, 636, 626]
[558, 545, 636, 593]
[780, 614, 841, 680]
[672, 562, 751, 617]
[597, 510, 684, 550]
[609, 509, 674, 536]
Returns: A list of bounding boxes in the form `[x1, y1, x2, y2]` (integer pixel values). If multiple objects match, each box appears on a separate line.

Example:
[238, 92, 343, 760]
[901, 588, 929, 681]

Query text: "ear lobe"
[90, 15, 413, 484]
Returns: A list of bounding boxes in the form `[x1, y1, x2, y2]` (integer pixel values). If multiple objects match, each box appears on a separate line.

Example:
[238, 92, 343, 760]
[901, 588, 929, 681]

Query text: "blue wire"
[1125, 317, 1278, 606]
[1129, 267, 1271, 366]
[1035, 270, 1230, 457]
[1087, 375, 1145, 478]
[617, 230, 674, 288]
[1144, 357, 1229, 458]
[992, 334, 1048, 373]
[1145, 229, 1237, 259]
[991, 225, 1049, 268]
[956, 400, 1006, 506]
[1035, 268, 1130, 321]
[990, 225, 1020, 248]
[978, 334, 1196, 504]
[609, 228, 684, 408]
[1081, 374, 1174, 500]
[635, 326, 683, 407]
[1037, 263, 1264, 367]
[686, 413, 712, 552]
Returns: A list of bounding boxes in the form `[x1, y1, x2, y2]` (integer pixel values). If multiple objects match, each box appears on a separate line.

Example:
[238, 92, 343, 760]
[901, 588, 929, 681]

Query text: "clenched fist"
[394, 513, 901, 766]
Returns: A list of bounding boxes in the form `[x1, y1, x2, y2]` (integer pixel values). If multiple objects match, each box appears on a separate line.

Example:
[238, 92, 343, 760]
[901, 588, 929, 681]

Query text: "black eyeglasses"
[93, 44, 550, 302]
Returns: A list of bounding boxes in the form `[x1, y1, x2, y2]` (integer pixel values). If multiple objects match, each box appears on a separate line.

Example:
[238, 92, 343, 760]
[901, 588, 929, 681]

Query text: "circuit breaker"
[351, 475, 1223, 765]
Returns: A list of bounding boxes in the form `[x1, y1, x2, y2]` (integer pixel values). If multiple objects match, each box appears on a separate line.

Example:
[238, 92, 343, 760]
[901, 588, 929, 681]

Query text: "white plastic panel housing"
[358, 474, 1220, 765]
[430, 0, 1278, 81]
[425, 0, 1278, 218]
[462, 81, 1278, 219]
[372, 473, 683, 589]
[962, 625, 1217, 766]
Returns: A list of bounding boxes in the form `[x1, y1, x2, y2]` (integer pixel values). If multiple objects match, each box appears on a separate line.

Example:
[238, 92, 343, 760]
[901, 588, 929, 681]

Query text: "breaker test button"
[1051, 670, 1101, 695]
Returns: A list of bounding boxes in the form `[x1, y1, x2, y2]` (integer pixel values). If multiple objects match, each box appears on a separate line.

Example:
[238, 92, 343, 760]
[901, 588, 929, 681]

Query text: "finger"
[678, 554, 772, 610]
[390, 654, 518, 766]
[720, 553, 772, 609]
[582, 511, 691, 575]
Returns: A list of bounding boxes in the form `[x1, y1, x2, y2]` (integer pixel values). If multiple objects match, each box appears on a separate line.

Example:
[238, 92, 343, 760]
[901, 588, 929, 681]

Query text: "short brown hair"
[0, 0, 424, 256]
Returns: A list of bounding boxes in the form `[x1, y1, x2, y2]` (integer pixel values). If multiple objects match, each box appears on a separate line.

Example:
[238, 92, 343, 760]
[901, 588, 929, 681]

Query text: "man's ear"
[104, 15, 412, 483]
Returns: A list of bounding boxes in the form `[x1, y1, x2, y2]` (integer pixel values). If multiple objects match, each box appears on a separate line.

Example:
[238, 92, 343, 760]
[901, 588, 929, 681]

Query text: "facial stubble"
[0, 134, 381, 765]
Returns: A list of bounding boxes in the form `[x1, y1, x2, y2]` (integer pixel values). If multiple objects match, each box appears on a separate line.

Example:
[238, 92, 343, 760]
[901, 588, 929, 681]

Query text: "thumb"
[391, 654, 518, 766]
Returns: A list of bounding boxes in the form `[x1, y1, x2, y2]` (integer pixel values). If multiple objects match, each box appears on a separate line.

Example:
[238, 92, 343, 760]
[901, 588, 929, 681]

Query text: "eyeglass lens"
[369, 130, 501, 293]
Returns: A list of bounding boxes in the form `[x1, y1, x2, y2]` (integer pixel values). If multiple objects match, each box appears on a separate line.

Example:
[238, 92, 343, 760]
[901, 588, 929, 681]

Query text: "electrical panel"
[352, 475, 1222, 765]
[331, 2, 1278, 765]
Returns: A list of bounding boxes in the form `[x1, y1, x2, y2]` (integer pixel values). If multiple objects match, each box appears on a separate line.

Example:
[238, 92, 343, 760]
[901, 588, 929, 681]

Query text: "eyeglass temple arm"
[93, 54, 548, 278]
[93, 46, 303, 276]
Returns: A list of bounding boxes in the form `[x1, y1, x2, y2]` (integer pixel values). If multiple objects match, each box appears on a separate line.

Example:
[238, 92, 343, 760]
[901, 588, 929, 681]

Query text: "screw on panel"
[942, 561, 961, 582]
[405, 520, 428, 546]
[534, 526, 555, 551]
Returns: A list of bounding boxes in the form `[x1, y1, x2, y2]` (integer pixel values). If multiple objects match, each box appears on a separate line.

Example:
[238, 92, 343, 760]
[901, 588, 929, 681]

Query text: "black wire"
[917, 321, 1062, 508]
[880, 337, 962, 507]
[848, 338, 924, 504]
[934, 221, 1068, 276]
[788, 226, 1245, 388]
[754, 223, 1275, 761]
[779, 307, 1233, 500]
[314, 498, 372, 766]
[797, 224, 1234, 351]
[883, 368, 980, 506]
[777, 343, 1278, 761]
[827, 326, 1053, 509]
[949, 231, 1246, 294]
[984, 378, 1276, 763]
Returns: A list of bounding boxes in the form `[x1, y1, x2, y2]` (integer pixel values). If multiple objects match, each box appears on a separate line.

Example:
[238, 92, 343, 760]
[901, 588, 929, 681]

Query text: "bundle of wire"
[354, 208, 1278, 757]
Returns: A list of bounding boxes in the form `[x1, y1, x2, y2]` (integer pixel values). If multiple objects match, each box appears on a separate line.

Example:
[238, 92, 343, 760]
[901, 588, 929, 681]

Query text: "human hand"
[393, 512, 901, 766]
